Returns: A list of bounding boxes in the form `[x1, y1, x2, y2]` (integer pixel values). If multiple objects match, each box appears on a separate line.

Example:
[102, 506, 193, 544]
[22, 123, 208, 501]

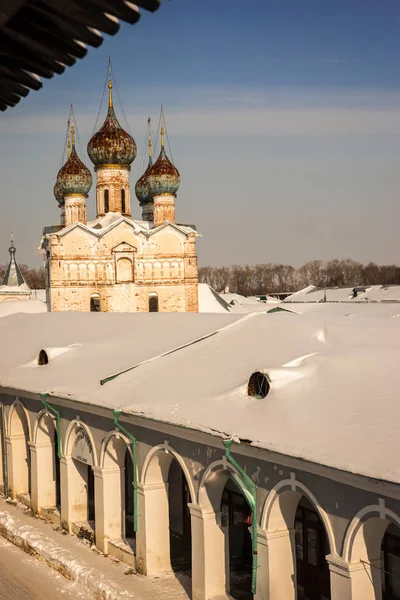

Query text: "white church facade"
[42, 82, 199, 313]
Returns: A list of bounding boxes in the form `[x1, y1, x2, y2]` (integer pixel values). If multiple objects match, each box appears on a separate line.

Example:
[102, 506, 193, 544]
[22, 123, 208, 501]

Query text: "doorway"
[382, 525, 400, 599]
[221, 477, 252, 600]
[168, 460, 192, 572]
[295, 498, 331, 600]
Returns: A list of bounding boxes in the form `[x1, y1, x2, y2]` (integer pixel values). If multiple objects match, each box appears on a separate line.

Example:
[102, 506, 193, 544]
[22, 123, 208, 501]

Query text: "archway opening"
[382, 524, 400, 599]
[124, 448, 134, 539]
[35, 413, 60, 512]
[295, 497, 331, 600]
[68, 424, 96, 537]
[263, 488, 332, 600]
[221, 476, 252, 600]
[9, 404, 30, 498]
[102, 435, 135, 545]
[168, 458, 192, 572]
[139, 446, 193, 583]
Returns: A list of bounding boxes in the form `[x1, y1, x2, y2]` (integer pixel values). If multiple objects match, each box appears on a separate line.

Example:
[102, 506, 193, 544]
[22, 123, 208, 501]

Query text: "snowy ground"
[0, 497, 191, 600]
[0, 536, 90, 600]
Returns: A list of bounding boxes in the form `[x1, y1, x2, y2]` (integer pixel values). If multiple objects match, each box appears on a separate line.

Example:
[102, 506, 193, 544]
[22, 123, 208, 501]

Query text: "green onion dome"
[57, 140, 92, 196]
[146, 133, 180, 198]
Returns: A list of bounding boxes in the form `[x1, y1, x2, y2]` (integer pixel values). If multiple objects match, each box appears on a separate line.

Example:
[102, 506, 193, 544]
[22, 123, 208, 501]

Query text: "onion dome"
[57, 125, 92, 196]
[87, 81, 136, 167]
[135, 120, 154, 205]
[53, 180, 64, 205]
[135, 157, 153, 204]
[146, 128, 180, 197]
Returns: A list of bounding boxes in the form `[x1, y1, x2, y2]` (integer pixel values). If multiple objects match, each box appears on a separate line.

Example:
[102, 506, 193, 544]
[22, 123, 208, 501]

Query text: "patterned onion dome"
[146, 130, 180, 197]
[87, 81, 136, 167]
[57, 131, 92, 196]
[53, 180, 64, 205]
[135, 156, 153, 205]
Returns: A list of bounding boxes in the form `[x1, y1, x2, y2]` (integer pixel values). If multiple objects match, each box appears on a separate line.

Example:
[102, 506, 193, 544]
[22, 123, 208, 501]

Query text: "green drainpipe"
[113, 410, 138, 533]
[223, 438, 258, 596]
[40, 393, 61, 459]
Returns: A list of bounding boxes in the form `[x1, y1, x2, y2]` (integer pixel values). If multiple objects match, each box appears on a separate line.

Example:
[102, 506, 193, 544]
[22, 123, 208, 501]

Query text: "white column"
[60, 456, 88, 532]
[256, 528, 296, 600]
[30, 441, 56, 513]
[136, 481, 171, 575]
[93, 466, 123, 554]
[327, 554, 383, 600]
[190, 503, 228, 600]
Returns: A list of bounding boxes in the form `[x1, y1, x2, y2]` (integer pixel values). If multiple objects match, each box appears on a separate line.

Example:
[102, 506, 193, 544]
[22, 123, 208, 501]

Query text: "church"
[41, 80, 199, 313]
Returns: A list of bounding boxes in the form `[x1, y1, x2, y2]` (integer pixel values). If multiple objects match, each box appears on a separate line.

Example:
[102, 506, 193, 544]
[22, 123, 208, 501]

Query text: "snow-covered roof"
[198, 284, 231, 313]
[270, 302, 400, 318]
[0, 299, 47, 319]
[43, 213, 198, 242]
[284, 285, 400, 303]
[0, 311, 399, 485]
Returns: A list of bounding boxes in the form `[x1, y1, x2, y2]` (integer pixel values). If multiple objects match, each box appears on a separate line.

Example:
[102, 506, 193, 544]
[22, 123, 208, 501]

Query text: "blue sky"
[1, 0, 400, 267]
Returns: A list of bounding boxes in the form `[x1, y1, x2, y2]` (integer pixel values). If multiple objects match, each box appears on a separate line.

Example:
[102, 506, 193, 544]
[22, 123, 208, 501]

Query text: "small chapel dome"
[146, 128, 180, 197]
[135, 160, 153, 205]
[53, 180, 64, 205]
[57, 131, 92, 196]
[87, 81, 136, 167]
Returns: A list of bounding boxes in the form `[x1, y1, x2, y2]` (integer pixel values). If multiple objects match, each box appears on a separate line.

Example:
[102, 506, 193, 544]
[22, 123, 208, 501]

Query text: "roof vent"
[38, 350, 49, 366]
[248, 372, 270, 399]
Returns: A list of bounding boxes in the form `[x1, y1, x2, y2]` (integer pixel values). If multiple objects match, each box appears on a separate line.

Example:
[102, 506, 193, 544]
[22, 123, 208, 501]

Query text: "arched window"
[90, 294, 100, 312]
[121, 189, 126, 214]
[248, 372, 270, 398]
[104, 189, 109, 213]
[149, 294, 159, 312]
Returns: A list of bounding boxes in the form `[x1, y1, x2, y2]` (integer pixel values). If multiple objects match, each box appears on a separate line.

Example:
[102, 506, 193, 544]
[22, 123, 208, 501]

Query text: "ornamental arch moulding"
[8, 398, 32, 441]
[261, 475, 337, 556]
[99, 430, 133, 469]
[64, 419, 98, 467]
[140, 442, 195, 503]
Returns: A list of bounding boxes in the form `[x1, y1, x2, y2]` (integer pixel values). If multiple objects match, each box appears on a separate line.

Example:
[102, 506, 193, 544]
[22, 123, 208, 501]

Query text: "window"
[38, 350, 49, 365]
[104, 189, 109, 213]
[90, 294, 100, 312]
[248, 372, 270, 398]
[149, 294, 159, 312]
[121, 189, 126, 214]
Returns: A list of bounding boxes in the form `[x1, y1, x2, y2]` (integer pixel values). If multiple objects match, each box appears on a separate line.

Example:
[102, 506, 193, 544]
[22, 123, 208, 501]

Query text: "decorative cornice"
[95, 164, 130, 172]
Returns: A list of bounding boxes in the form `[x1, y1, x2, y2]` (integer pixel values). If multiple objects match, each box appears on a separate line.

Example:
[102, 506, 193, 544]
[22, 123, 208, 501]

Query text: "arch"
[8, 399, 31, 441]
[140, 443, 195, 503]
[138, 443, 195, 575]
[64, 419, 98, 466]
[198, 458, 250, 513]
[8, 399, 31, 497]
[148, 292, 159, 313]
[99, 430, 133, 469]
[33, 409, 56, 444]
[342, 503, 400, 563]
[31, 409, 60, 511]
[261, 476, 336, 555]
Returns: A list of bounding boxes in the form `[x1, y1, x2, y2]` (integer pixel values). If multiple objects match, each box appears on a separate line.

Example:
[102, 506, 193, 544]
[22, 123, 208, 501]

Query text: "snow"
[0, 299, 47, 319]
[0, 283, 30, 291]
[0, 509, 131, 599]
[270, 302, 400, 318]
[0, 311, 399, 485]
[198, 283, 230, 313]
[284, 285, 400, 303]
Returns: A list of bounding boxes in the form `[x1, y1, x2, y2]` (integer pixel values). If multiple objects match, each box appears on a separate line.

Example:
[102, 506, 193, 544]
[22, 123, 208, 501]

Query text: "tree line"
[199, 260, 400, 297]
[0, 264, 45, 289]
